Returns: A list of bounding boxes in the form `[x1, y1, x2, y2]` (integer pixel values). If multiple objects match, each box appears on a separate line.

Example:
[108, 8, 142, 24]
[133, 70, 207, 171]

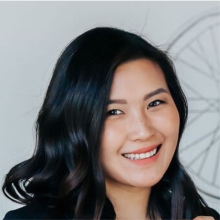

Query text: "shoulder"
[3, 203, 51, 220]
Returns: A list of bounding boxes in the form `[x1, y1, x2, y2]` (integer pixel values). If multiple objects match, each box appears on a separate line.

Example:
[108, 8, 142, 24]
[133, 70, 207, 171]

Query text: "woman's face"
[100, 58, 180, 189]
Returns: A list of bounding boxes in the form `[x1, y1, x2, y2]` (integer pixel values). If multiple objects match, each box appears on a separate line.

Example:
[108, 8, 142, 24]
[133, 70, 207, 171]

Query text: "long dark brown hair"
[3, 27, 212, 219]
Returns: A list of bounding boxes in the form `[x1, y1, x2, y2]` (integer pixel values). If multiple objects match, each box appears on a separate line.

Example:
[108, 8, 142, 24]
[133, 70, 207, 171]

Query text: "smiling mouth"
[122, 145, 161, 160]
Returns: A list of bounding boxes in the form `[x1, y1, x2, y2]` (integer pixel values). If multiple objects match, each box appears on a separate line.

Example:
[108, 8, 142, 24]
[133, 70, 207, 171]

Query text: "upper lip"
[123, 144, 160, 154]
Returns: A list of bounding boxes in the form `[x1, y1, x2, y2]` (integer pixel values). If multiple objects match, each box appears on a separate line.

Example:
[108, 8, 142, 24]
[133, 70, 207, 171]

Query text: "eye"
[147, 100, 164, 109]
[107, 109, 123, 116]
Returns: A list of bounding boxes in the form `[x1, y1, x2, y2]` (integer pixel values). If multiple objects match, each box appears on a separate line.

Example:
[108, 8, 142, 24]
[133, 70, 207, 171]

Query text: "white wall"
[0, 2, 219, 218]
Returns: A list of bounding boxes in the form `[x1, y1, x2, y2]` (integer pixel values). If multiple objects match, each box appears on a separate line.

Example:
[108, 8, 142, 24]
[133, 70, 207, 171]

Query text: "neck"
[106, 180, 151, 220]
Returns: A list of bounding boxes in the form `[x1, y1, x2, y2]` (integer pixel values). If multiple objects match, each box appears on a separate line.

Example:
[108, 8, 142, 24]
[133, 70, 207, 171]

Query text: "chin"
[128, 175, 163, 188]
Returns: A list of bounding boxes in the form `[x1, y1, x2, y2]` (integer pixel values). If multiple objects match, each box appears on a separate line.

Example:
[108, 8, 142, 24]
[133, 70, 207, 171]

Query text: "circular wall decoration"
[168, 10, 220, 200]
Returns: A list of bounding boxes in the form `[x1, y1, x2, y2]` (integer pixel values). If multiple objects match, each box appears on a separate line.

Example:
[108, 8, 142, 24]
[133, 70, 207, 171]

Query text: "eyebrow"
[108, 88, 169, 105]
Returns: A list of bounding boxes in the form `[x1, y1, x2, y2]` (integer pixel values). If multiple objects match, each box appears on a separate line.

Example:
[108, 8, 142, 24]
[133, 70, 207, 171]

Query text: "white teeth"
[140, 153, 145, 159]
[124, 148, 157, 160]
[146, 152, 150, 158]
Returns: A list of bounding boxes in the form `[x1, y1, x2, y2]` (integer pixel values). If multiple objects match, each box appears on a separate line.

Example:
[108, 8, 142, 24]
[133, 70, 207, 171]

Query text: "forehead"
[110, 59, 168, 97]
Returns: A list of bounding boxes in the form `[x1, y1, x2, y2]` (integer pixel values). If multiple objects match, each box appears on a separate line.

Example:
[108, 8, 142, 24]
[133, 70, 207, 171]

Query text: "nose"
[127, 111, 155, 142]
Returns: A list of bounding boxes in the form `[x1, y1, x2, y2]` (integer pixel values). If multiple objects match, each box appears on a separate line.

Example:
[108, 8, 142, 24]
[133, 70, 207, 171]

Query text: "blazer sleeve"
[3, 204, 50, 220]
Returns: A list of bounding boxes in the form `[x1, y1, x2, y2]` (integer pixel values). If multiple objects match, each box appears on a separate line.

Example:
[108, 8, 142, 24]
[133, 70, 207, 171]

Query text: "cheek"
[100, 122, 122, 163]
[101, 120, 124, 147]
[102, 125, 115, 142]
[168, 108, 180, 137]
[153, 107, 180, 136]
[100, 123, 122, 176]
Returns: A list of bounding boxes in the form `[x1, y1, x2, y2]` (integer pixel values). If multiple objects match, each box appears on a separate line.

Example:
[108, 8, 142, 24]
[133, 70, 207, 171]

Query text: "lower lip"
[124, 148, 160, 166]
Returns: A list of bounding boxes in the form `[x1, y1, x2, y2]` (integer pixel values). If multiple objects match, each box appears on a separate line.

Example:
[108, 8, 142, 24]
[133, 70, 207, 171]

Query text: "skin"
[193, 216, 215, 220]
[100, 59, 214, 220]
[193, 217, 214, 220]
[101, 58, 179, 219]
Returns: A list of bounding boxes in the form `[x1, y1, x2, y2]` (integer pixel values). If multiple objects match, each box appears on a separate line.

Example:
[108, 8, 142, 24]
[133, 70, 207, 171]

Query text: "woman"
[2, 27, 219, 220]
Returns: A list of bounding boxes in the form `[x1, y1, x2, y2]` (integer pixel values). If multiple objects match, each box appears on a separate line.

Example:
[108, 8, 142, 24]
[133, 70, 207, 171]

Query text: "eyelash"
[107, 100, 165, 116]
[107, 109, 123, 116]
[147, 100, 165, 109]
